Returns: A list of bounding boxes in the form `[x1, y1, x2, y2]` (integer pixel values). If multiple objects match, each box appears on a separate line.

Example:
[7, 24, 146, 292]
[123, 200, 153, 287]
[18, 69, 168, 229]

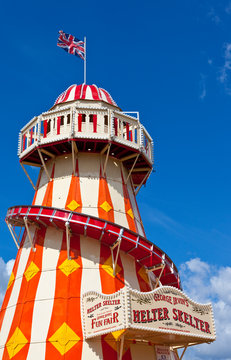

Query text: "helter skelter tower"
[1, 83, 215, 360]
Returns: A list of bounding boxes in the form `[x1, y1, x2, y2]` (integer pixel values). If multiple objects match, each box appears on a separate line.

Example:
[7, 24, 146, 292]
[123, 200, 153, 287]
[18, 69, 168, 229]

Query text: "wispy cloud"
[207, 7, 221, 25]
[180, 258, 231, 360]
[218, 43, 231, 94]
[199, 74, 207, 100]
[225, 2, 231, 15]
[0, 257, 14, 307]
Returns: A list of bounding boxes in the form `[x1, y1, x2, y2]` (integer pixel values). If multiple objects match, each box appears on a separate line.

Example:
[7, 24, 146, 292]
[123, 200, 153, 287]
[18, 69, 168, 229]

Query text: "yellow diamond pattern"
[6, 327, 28, 359]
[24, 262, 40, 282]
[111, 329, 126, 341]
[7, 272, 15, 290]
[104, 332, 128, 354]
[100, 201, 112, 213]
[59, 259, 80, 277]
[67, 200, 80, 211]
[102, 256, 121, 277]
[127, 208, 134, 219]
[138, 266, 150, 285]
[48, 322, 80, 355]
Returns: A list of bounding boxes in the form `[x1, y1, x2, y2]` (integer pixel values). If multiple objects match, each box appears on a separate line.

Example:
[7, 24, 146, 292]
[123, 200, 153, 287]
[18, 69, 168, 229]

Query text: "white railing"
[18, 105, 154, 164]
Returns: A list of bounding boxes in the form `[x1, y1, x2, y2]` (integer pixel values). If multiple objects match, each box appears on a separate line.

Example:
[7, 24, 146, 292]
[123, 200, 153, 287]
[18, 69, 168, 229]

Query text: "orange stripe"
[0, 230, 27, 332]
[98, 166, 114, 223]
[99, 244, 132, 360]
[2, 227, 46, 360]
[42, 163, 55, 207]
[32, 168, 42, 205]
[45, 233, 83, 359]
[121, 170, 137, 233]
[65, 159, 82, 212]
[135, 262, 151, 292]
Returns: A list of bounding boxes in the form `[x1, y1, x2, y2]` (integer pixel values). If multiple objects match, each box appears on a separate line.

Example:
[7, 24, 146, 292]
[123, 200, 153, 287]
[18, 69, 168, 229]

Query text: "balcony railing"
[18, 105, 154, 164]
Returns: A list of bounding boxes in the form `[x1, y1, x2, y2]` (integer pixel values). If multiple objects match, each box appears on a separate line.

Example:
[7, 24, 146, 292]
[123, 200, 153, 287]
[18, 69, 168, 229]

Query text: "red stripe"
[91, 85, 100, 100]
[2, 228, 46, 360]
[45, 233, 83, 359]
[43, 120, 47, 138]
[100, 88, 113, 105]
[74, 85, 82, 100]
[0, 231, 27, 333]
[81, 84, 87, 99]
[57, 117, 61, 135]
[63, 85, 75, 103]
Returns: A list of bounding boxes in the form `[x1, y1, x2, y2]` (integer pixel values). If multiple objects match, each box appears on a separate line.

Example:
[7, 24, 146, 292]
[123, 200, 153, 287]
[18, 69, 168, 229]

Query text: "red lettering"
[172, 308, 178, 320]
[184, 312, 189, 325]
[204, 322, 211, 334]
[200, 320, 205, 332]
[146, 310, 152, 322]
[163, 308, 170, 320]
[177, 310, 183, 322]
[157, 308, 163, 320]
[189, 314, 195, 328]
[141, 310, 146, 323]
[113, 312, 119, 323]
[133, 310, 140, 323]
[194, 317, 200, 329]
[152, 308, 158, 321]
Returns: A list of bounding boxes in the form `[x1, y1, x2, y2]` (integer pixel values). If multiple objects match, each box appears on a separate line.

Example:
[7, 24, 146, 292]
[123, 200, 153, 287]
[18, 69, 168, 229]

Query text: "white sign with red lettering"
[82, 289, 126, 339]
[155, 345, 171, 360]
[82, 286, 216, 341]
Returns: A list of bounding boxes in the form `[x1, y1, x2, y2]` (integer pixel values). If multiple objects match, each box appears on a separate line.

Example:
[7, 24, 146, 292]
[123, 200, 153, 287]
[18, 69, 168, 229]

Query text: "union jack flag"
[57, 30, 85, 60]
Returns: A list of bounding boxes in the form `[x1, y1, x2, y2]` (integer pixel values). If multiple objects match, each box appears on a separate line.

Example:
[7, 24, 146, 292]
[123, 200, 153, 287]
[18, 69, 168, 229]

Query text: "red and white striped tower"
[1, 84, 182, 359]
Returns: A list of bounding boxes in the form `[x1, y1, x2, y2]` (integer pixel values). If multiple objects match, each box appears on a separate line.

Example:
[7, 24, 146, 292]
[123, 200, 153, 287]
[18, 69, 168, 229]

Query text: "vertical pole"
[84, 36, 87, 84]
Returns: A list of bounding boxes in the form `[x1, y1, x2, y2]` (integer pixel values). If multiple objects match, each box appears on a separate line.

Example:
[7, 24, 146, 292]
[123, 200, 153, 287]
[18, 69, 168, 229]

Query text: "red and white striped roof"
[54, 84, 118, 107]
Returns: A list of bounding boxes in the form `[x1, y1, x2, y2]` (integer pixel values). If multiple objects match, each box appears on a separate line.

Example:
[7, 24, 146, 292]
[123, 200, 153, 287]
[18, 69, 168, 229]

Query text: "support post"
[65, 222, 71, 260]
[6, 221, 20, 249]
[135, 169, 152, 195]
[179, 345, 188, 360]
[40, 148, 55, 159]
[20, 163, 36, 190]
[71, 141, 78, 175]
[37, 148, 51, 181]
[118, 334, 125, 360]
[24, 217, 36, 252]
[103, 143, 111, 175]
[111, 229, 123, 276]
[125, 153, 139, 184]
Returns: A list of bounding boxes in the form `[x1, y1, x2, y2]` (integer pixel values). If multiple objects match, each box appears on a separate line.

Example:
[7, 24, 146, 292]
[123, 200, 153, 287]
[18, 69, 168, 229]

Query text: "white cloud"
[207, 7, 221, 25]
[199, 74, 206, 100]
[180, 258, 231, 360]
[0, 257, 14, 307]
[218, 43, 231, 94]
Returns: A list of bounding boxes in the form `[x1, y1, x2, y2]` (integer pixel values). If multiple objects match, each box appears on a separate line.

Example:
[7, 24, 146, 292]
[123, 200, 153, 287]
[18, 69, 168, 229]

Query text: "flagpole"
[84, 36, 86, 84]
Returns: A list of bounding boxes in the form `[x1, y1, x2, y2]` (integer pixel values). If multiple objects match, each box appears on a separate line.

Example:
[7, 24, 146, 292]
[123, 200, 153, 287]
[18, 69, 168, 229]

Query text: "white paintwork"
[127, 181, 144, 236]
[80, 236, 102, 294]
[130, 343, 156, 359]
[26, 228, 62, 360]
[120, 251, 140, 290]
[0, 229, 34, 357]
[80, 236, 103, 359]
[78, 155, 100, 218]
[52, 156, 72, 208]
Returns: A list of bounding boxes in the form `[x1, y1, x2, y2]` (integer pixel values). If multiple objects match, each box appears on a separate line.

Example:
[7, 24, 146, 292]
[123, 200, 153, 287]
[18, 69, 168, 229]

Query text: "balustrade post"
[37, 116, 41, 143]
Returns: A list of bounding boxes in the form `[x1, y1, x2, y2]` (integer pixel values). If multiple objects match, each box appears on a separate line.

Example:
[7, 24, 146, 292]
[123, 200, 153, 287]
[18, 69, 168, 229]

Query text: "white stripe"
[80, 236, 103, 359]
[120, 251, 140, 290]
[0, 230, 34, 357]
[78, 154, 99, 218]
[68, 86, 76, 102]
[99, 89, 108, 103]
[52, 156, 72, 208]
[85, 86, 94, 100]
[26, 228, 62, 360]
[127, 181, 145, 236]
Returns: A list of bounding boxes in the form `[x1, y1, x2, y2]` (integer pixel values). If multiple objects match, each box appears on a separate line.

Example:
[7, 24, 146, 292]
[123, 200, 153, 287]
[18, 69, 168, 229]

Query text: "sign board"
[82, 286, 216, 342]
[82, 289, 126, 338]
[155, 345, 171, 360]
[130, 287, 215, 339]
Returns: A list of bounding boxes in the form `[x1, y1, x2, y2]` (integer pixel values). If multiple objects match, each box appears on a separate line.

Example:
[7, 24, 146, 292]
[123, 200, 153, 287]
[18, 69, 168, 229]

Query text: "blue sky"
[1, 0, 231, 359]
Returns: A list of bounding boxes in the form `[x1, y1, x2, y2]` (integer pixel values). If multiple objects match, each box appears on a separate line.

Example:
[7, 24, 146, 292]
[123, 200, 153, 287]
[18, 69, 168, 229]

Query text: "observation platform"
[6, 205, 181, 290]
[18, 84, 154, 188]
